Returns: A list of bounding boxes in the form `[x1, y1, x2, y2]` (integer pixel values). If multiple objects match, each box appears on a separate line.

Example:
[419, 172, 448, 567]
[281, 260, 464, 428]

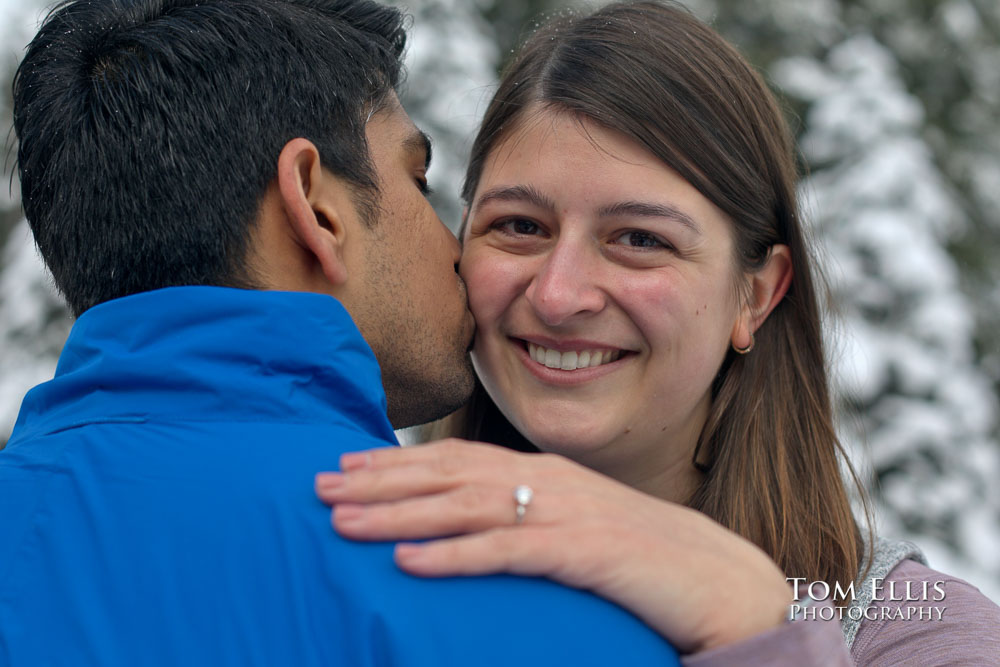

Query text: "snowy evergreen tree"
[0, 220, 71, 439]
[774, 33, 1000, 601]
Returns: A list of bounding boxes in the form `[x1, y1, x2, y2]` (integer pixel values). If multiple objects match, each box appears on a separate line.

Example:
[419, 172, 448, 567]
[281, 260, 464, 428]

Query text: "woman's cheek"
[613, 271, 682, 325]
[461, 248, 527, 322]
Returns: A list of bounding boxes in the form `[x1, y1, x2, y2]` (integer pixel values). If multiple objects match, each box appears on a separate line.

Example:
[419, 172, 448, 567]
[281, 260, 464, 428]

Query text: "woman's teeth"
[527, 343, 622, 370]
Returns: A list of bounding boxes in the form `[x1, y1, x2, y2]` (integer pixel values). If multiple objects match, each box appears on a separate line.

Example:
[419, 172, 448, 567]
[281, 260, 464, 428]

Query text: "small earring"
[732, 333, 754, 355]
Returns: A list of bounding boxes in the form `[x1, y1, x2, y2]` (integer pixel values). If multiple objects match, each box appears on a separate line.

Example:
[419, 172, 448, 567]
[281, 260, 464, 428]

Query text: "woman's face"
[460, 109, 746, 491]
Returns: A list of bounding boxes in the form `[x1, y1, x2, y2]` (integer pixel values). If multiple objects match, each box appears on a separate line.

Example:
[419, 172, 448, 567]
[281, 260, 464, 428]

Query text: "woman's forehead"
[476, 108, 690, 205]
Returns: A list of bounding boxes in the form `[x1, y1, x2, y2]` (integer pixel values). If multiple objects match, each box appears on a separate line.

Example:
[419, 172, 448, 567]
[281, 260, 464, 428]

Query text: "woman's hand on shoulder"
[315, 439, 791, 654]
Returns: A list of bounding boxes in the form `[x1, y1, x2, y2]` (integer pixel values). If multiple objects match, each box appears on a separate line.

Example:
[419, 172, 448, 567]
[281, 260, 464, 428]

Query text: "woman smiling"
[317, 1, 1000, 662]
[460, 108, 792, 507]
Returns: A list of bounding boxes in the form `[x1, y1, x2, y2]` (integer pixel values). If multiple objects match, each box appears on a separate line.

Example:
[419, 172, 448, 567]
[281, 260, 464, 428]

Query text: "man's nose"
[525, 239, 607, 327]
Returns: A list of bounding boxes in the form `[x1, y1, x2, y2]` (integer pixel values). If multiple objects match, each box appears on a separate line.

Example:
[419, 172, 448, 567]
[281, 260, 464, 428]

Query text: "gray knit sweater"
[840, 537, 927, 648]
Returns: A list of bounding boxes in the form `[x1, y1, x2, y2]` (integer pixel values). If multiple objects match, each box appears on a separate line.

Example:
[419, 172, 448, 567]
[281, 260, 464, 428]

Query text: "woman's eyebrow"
[598, 201, 702, 236]
[474, 188, 702, 236]
[474, 185, 556, 212]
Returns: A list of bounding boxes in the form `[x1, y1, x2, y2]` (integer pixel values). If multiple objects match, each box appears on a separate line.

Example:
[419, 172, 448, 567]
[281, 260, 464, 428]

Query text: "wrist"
[697, 585, 790, 652]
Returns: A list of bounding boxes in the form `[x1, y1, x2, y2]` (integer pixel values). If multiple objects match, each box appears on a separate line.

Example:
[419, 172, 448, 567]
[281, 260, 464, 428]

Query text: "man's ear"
[276, 138, 350, 287]
[731, 244, 793, 349]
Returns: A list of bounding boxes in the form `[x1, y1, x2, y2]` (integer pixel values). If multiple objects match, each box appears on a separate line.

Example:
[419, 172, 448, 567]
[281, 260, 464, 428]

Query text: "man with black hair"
[0, 0, 680, 665]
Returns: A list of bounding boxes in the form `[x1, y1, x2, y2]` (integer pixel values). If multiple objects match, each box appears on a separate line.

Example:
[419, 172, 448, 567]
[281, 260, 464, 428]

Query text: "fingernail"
[334, 504, 365, 522]
[340, 452, 371, 471]
[315, 473, 345, 491]
[395, 543, 425, 560]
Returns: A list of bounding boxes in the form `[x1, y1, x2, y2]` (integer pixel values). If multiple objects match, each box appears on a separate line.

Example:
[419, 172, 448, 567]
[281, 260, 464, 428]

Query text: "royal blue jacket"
[0, 287, 679, 666]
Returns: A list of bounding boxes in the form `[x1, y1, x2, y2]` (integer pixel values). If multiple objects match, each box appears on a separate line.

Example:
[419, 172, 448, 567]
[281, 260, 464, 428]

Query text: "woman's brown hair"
[431, 0, 869, 598]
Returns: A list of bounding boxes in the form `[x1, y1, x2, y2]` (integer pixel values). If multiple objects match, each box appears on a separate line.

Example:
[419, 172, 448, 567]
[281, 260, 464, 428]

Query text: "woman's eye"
[494, 218, 541, 236]
[614, 230, 669, 249]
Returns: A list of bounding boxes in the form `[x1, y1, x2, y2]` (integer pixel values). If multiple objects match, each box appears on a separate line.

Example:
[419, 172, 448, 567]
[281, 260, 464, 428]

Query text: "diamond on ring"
[513, 485, 533, 525]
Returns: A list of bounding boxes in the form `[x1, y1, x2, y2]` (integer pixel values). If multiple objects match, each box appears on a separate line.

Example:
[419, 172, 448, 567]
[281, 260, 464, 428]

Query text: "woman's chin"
[516, 422, 618, 460]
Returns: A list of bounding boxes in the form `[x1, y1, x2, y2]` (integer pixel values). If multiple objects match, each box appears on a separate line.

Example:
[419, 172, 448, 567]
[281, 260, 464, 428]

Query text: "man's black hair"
[12, 0, 406, 316]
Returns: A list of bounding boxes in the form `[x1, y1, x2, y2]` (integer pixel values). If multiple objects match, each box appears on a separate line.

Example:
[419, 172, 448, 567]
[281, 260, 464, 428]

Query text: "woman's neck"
[587, 442, 703, 505]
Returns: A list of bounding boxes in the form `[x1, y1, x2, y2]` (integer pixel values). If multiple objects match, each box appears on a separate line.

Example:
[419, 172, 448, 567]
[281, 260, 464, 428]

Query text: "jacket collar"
[10, 287, 398, 445]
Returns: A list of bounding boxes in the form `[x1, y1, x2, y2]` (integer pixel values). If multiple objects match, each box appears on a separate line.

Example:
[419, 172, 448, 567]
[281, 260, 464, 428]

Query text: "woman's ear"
[731, 244, 793, 349]
[276, 138, 350, 287]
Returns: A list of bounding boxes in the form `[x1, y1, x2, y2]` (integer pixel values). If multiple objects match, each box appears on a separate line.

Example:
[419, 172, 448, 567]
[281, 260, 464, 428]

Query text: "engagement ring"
[513, 485, 533, 525]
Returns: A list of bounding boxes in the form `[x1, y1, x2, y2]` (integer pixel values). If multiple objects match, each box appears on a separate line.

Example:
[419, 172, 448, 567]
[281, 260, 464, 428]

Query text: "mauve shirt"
[681, 560, 1000, 666]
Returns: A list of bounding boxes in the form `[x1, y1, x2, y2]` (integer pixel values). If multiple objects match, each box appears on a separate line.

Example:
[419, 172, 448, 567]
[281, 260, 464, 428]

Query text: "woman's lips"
[511, 337, 633, 384]
[527, 342, 622, 371]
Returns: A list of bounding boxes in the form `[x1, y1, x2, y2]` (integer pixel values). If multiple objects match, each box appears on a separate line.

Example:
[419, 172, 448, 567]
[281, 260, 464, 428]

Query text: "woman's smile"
[516, 336, 633, 384]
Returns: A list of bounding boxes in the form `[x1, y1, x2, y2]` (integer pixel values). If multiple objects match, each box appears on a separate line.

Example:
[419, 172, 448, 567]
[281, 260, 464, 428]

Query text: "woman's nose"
[525, 241, 607, 326]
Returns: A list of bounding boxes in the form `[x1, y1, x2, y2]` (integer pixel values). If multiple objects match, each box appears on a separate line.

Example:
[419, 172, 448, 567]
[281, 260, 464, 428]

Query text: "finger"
[338, 439, 507, 473]
[316, 461, 460, 505]
[318, 449, 523, 504]
[393, 524, 653, 604]
[332, 484, 547, 541]
[318, 440, 536, 504]
[393, 527, 564, 578]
